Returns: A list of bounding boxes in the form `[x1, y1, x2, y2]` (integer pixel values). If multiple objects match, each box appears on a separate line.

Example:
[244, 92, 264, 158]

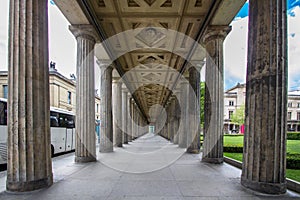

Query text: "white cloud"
[0, 0, 9, 70]
[224, 6, 300, 91]
[0, 1, 77, 78]
[49, 4, 76, 78]
[224, 17, 248, 89]
[288, 6, 300, 90]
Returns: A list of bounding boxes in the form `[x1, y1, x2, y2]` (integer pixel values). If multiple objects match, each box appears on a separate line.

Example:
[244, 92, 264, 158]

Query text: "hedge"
[223, 145, 243, 153]
[287, 153, 300, 169]
[287, 132, 300, 140]
[223, 148, 300, 169]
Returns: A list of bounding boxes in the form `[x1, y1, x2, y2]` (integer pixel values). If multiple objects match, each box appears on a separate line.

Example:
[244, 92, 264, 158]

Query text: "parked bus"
[0, 98, 76, 165]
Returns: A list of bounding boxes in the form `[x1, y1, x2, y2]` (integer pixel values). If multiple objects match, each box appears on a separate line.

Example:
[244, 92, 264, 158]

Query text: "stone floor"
[0, 133, 299, 200]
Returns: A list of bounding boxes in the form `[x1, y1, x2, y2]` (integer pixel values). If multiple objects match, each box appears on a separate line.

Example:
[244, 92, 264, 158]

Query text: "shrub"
[287, 153, 300, 169]
[224, 134, 244, 137]
[223, 145, 243, 153]
[287, 132, 300, 140]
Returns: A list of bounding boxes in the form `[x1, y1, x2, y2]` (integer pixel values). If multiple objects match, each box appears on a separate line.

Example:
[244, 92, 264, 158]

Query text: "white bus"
[0, 98, 76, 165]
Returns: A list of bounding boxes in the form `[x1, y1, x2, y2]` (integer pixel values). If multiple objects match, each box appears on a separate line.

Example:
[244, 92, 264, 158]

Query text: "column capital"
[69, 24, 99, 42]
[189, 60, 205, 72]
[202, 25, 231, 44]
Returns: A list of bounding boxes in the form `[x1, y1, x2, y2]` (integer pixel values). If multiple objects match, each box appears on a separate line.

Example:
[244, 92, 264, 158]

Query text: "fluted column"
[122, 87, 128, 144]
[169, 98, 175, 142]
[187, 64, 202, 153]
[7, 0, 53, 192]
[241, 0, 287, 194]
[127, 95, 132, 142]
[179, 81, 189, 148]
[202, 26, 231, 163]
[70, 25, 97, 163]
[99, 64, 113, 152]
[173, 91, 180, 144]
[112, 78, 122, 147]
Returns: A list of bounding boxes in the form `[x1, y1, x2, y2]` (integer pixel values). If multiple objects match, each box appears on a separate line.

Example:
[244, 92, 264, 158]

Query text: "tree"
[200, 82, 205, 128]
[230, 104, 245, 126]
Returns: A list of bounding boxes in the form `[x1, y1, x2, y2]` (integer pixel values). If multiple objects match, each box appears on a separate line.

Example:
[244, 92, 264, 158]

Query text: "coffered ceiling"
[54, 0, 246, 122]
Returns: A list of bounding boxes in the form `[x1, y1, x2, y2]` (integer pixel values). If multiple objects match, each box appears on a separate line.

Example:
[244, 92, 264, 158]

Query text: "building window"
[96, 103, 99, 113]
[67, 91, 71, 104]
[229, 111, 233, 119]
[298, 103, 300, 108]
[297, 112, 300, 121]
[288, 102, 292, 108]
[229, 101, 234, 106]
[3, 85, 8, 99]
[288, 112, 292, 120]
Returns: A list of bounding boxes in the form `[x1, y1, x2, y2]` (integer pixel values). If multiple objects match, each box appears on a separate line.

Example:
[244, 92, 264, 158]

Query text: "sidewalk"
[0, 133, 299, 200]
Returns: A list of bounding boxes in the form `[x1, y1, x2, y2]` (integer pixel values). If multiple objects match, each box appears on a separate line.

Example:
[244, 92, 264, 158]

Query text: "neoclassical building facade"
[5, 0, 288, 195]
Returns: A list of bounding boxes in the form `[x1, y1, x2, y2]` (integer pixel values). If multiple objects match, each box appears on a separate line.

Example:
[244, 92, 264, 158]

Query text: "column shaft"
[112, 80, 122, 147]
[122, 89, 128, 144]
[127, 96, 132, 142]
[99, 65, 113, 152]
[241, 0, 287, 194]
[179, 81, 189, 148]
[7, 0, 53, 192]
[202, 26, 230, 163]
[70, 25, 97, 162]
[187, 66, 201, 153]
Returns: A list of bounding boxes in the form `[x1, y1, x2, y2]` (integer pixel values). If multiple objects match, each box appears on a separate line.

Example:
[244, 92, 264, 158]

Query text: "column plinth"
[7, 0, 53, 192]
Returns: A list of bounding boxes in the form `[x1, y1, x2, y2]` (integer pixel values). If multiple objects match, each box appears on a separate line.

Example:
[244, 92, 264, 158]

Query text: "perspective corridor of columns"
[241, 0, 288, 194]
[6, 0, 53, 192]
[70, 24, 97, 163]
[202, 25, 231, 164]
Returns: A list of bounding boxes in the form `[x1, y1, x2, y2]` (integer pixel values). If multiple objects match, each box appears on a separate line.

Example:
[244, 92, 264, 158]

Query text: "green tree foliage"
[230, 104, 245, 125]
[200, 82, 205, 128]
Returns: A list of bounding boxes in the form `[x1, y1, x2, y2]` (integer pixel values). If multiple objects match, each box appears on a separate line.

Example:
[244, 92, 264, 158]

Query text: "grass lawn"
[224, 152, 300, 182]
[224, 135, 300, 182]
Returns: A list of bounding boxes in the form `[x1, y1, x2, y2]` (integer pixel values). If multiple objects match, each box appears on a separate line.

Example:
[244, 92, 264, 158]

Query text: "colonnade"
[6, 0, 288, 195]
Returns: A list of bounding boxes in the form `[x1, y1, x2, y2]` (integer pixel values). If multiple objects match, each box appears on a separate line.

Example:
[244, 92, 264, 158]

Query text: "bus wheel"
[51, 145, 54, 157]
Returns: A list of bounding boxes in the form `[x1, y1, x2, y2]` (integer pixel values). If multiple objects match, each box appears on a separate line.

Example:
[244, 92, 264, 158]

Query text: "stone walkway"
[0, 133, 299, 199]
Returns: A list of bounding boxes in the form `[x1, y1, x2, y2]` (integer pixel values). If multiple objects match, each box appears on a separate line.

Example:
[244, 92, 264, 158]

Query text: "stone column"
[173, 91, 180, 144]
[179, 81, 189, 148]
[202, 26, 231, 163]
[112, 78, 122, 147]
[169, 98, 175, 142]
[99, 64, 113, 152]
[70, 25, 97, 163]
[187, 65, 202, 153]
[6, 0, 53, 192]
[127, 95, 132, 142]
[241, 0, 287, 194]
[122, 87, 128, 144]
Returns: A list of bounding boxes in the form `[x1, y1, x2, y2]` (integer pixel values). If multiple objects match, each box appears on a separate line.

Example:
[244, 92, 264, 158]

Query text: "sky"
[0, 1, 299, 91]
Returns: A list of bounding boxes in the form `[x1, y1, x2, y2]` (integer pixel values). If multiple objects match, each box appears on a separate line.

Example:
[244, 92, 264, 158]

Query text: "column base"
[7, 175, 53, 192]
[100, 146, 113, 153]
[241, 176, 286, 194]
[186, 147, 200, 154]
[202, 157, 223, 164]
[75, 156, 96, 163]
[115, 144, 123, 147]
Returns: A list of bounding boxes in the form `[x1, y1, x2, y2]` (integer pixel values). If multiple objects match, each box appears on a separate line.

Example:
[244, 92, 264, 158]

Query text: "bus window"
[0, 101, 7, 125]
[50, 111, 59, 127]
[66, 115, 75, 128]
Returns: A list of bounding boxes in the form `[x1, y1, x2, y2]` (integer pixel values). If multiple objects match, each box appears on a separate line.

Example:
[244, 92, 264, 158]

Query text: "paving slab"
[0, 133, 299, 199]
